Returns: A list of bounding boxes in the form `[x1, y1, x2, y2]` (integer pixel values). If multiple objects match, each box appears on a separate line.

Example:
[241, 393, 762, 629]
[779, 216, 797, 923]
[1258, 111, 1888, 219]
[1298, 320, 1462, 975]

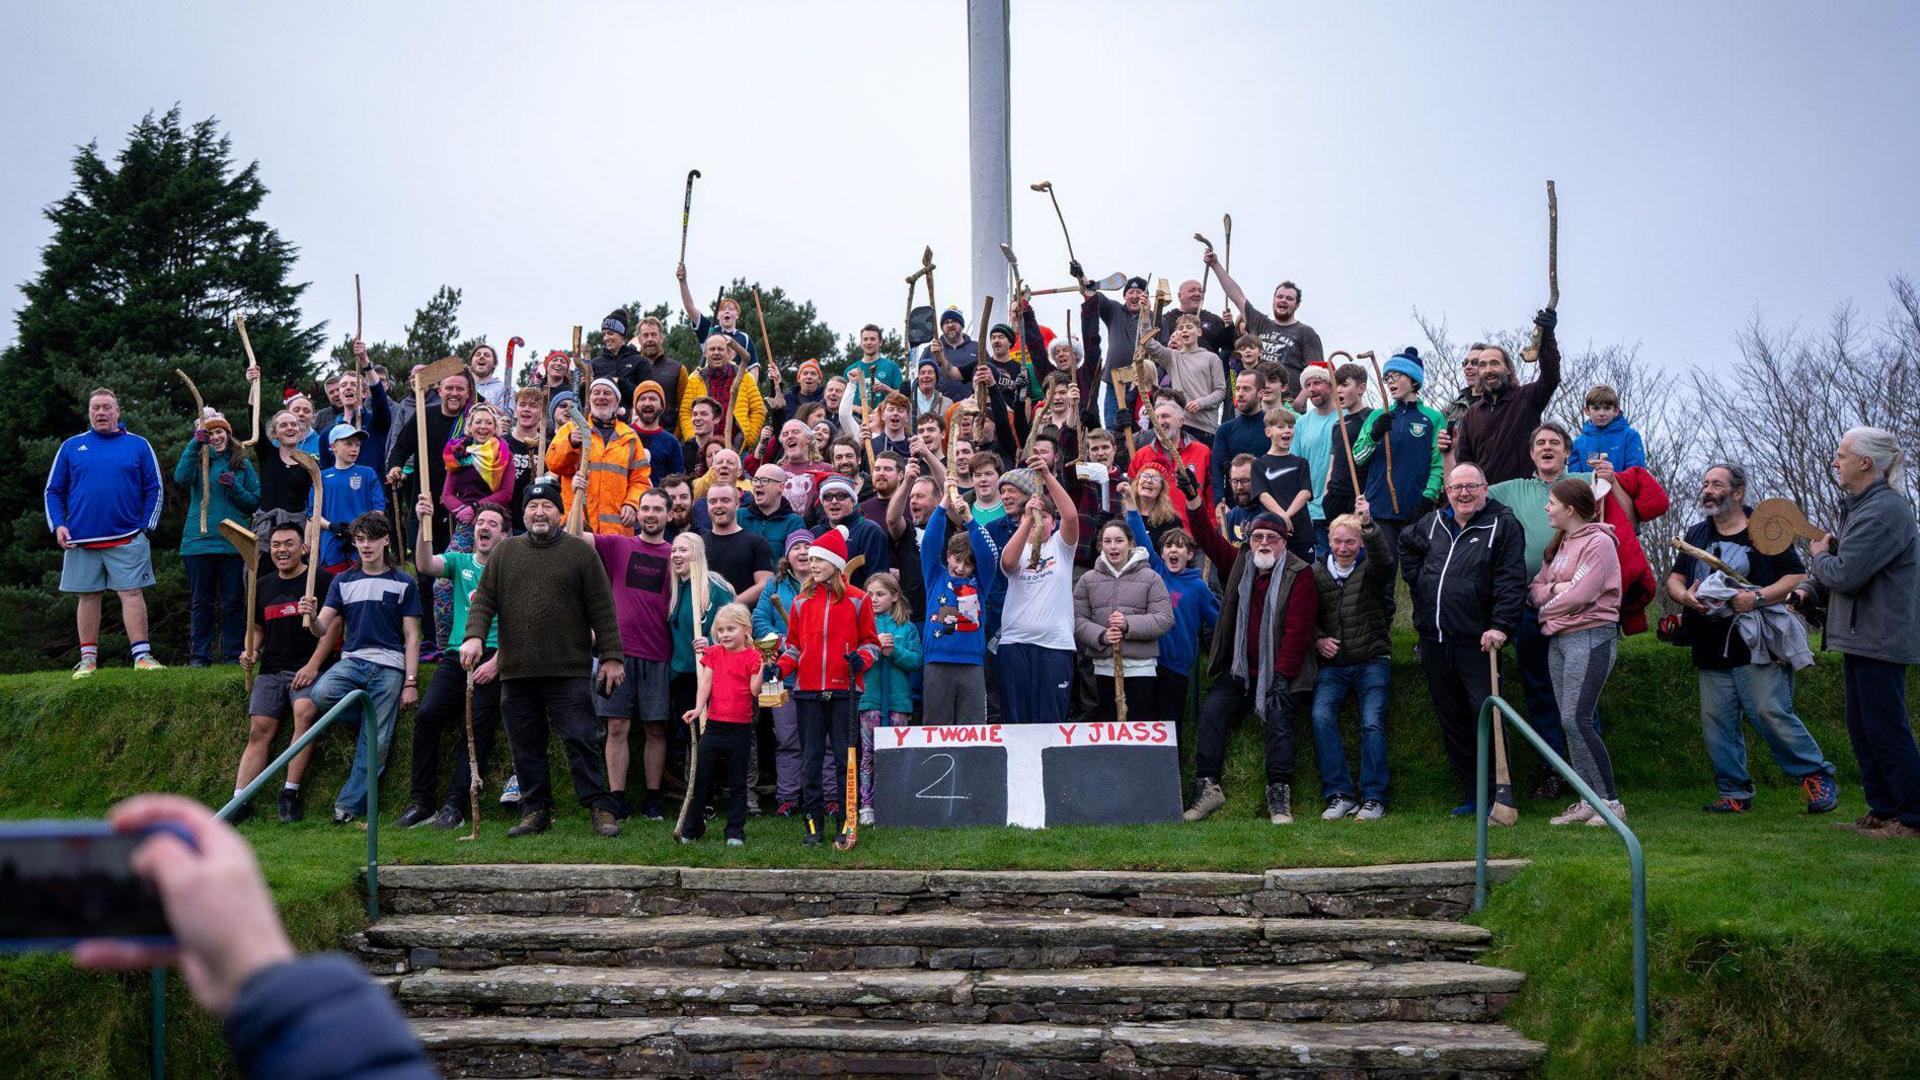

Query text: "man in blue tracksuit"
[44, 387, 165, 677]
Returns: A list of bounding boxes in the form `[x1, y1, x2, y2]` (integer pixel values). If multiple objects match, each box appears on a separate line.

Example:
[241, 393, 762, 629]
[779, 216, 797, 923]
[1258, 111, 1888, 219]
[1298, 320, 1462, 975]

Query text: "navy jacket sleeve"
[1490, 512, 1529, 635]
[223, 954, 438, 1080]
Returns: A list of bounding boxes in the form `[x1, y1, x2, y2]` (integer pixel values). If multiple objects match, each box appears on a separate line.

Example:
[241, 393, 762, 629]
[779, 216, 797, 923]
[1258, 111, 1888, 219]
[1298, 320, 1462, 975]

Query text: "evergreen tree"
[0, 108, 322, 667]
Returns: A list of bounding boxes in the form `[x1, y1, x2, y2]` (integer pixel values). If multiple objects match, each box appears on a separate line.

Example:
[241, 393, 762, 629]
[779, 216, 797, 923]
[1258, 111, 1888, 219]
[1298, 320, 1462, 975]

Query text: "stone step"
[353, 912, 1493, 976]
[414, 1015, 1547, 1077]
[373, 860, 1527, 921]
[398, 959, 1524, 1025]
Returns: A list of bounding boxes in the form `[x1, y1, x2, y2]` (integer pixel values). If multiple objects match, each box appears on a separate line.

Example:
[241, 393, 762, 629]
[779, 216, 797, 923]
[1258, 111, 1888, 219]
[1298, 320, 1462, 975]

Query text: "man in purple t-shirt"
[582, 488, 674, 820]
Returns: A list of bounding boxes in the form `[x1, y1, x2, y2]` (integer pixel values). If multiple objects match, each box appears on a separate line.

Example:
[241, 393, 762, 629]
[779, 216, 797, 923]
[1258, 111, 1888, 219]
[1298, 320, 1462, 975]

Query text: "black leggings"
[681, 721, 753, 841]
[409, 649, 502, 811]
[797, 692, 856, 828]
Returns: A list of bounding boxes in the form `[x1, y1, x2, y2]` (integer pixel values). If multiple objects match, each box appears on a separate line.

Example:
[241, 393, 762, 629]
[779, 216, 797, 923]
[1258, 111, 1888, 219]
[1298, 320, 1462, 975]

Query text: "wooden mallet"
[1488, 648, 1519, 827]
[235, 315, 262, 449]
[1521, 180, 1558, 364]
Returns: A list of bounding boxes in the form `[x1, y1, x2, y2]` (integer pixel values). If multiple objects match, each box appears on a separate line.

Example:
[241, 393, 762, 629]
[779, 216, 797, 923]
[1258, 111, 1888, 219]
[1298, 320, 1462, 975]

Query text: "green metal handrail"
[1475, 692, 1648, 1044]
[149, 688, 384, 1079]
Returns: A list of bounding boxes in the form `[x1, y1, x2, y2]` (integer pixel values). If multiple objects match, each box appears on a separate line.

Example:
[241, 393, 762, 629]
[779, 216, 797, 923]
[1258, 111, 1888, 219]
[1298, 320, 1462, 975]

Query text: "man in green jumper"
[461, 478, 626, 838]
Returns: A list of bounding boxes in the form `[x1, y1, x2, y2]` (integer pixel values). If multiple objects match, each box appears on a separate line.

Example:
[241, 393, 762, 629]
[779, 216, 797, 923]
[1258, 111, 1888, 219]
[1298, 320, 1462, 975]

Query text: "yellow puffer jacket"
[677, 362, 766, 448]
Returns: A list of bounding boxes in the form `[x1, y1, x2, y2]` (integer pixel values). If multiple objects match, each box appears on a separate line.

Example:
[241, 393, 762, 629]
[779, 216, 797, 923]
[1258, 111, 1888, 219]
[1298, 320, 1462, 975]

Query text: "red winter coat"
[778, 583, 882, 693]
[1597, 465, 1669, 635]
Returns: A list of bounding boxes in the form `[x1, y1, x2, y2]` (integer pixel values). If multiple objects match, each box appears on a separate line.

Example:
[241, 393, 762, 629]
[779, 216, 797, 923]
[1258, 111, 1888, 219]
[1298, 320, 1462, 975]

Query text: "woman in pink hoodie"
[1527, 478, 1625, 826]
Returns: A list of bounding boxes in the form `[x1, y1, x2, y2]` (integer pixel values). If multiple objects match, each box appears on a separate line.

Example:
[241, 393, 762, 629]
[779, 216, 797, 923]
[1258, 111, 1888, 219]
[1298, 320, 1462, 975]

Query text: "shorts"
[593, 656, 672, 722]
[59, 534, 156, 593]
[247, 669, 315, 721]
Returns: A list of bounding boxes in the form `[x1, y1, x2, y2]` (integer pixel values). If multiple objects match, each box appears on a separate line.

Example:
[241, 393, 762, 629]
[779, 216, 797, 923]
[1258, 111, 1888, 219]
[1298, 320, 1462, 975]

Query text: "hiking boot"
[498, 774, 521, 806]
[1266, 783, 1294, 825]
[1533, 774, 1566, 801]
[1801, 773, 1839, 814]
[1867, 819, 1920, 839]
[590, 807, 621, 838]
[1550, 801, 1597, 826]
[1355, 799, 1386, 821]
[277, 788, 303, 823]
[71, 657, 97, 680]
[1321, 794, 1359, 821]
[506, 809, 551, 837]
[426, 805, 465, 829]
[395, 802, 434, 829]
[134, 656, 166, 671]
[1833, 814, 1889, 832]
[858, 807, 875, 827]
[1586, 800, 1626, 826]
[1182, 778, 1227, 822]
[1703, 795, 1752, 814]
[607, 791, 631, 821]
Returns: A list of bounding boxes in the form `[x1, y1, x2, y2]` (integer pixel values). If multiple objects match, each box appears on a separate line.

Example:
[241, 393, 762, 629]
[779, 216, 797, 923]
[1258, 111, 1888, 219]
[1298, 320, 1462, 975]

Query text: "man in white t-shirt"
[992, 458, 1081, 724]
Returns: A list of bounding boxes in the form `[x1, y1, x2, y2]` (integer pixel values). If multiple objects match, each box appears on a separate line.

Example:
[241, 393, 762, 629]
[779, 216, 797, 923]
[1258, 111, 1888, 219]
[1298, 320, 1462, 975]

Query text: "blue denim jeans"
[1310, 658, 1392, 803]
[1698, 663, 1833, 799]
[182, 552, 245, 663]
[309, 658, 406, 816]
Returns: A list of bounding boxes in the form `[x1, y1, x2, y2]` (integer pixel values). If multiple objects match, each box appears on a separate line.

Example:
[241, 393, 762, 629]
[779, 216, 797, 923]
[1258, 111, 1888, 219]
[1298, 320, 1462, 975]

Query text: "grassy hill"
[2, 635, 1916, 1078]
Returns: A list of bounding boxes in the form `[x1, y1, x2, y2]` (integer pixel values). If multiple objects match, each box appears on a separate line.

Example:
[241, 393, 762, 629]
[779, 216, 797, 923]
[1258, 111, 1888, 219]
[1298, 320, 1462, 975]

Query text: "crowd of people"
[41, 257, 1920, 845]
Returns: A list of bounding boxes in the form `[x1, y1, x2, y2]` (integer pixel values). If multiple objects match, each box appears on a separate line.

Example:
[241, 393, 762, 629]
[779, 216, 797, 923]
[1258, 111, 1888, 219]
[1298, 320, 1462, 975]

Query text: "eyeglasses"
[1446, 482, 1485, 493]
[821, 491, 853, 501]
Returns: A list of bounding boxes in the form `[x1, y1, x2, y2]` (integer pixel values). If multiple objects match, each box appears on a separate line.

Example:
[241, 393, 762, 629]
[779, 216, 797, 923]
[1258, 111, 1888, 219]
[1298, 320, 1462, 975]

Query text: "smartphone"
[0, 821, 184, 951]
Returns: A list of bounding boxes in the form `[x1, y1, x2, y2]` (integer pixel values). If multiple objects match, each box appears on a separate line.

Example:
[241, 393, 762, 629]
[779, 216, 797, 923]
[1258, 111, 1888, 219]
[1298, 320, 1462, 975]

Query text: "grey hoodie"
[1808, 479, 1920, 665]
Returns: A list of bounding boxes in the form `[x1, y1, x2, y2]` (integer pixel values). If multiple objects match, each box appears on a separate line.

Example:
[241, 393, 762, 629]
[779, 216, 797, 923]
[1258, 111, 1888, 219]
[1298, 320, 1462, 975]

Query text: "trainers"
[395, 802, 434, 828]
[1586, 800, 1626, 826]
[858, 807, 875, 826]
[227, 798, 255, 825]
[331, 807, 357, 826]
[643, 796, 665, 821]
[1834, 814, 1889, 832]
[277, 788, 303, 823]
[825, 801, 842, 818]
[133, 656, 166, 671]
[1867, 819, 1920, 839]
[1355, 799, 1386, 821]
[1533, 774, 1566, 801]
[1321, 795, 1359, 821]
[1550, 801, 1597, 826]
[590, 808, 621, 838]
[426, 805, 465, 829]
[71, 657, 97, 680]
[1703, 795, 1752, 814]
[775, 800, 797, 818]
[802, 815, 824, 846]
[506, 809, 551, 838]
[726, 837, 745, 848]
[1266, 783, 1294, 825]
[1450, 801, 1476, 817]
[1182, 778, 1227, 822]
[1802, 773, 1839, 815]
[676, 834, 696, 845]
[499, 774, 521, 805]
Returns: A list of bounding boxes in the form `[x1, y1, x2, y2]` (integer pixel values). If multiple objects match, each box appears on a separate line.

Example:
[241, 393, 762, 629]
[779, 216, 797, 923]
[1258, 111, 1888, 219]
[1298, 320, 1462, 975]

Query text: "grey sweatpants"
[924, 662, 987, 727]
[1548, 624, 1619, 800]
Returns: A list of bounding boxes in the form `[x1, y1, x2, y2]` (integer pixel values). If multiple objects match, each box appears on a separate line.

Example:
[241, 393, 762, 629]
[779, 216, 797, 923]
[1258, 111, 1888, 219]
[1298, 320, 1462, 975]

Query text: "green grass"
[3, 638, 1917, 1078]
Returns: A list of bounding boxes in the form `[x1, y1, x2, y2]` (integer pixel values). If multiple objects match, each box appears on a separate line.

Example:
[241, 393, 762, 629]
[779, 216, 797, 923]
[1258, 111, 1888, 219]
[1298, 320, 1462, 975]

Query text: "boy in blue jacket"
[920, 490, 999, 727]
[311, 424, 386, 574]
[1121, 482, 1219, 726]
[1571, 384, 1648, 472]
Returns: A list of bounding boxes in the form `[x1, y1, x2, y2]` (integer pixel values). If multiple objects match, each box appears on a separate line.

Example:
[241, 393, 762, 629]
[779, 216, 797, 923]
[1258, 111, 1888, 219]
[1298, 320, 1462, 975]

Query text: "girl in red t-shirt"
[679, 603, 763, 845]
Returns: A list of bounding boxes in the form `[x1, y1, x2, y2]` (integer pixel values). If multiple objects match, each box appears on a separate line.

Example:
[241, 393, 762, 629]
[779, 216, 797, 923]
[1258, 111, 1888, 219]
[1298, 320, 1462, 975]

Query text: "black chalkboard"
[1040, 744, 1182, 826]
[871, 746, 1008, 828]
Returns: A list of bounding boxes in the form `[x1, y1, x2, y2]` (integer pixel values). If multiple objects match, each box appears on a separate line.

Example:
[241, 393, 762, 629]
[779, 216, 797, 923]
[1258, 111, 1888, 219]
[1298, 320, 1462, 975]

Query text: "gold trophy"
[754, 634, 789, 707]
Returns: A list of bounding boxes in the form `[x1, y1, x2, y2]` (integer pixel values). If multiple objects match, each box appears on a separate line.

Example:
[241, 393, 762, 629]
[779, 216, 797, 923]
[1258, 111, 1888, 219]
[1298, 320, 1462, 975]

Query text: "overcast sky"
[3, 1, 1917, 373]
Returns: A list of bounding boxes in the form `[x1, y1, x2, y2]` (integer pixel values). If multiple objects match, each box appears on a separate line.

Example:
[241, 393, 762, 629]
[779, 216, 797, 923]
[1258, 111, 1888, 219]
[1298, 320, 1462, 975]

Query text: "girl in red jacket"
[776, 526, 880, 846]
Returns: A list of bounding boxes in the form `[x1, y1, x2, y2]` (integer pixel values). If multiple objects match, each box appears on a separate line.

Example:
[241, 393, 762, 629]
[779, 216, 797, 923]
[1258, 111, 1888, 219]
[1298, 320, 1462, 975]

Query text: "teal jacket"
[669, 575, 736, 675]
[174, 440, 260, 556]
[752, 573, 807, 688]
[858, 611, 923, 714]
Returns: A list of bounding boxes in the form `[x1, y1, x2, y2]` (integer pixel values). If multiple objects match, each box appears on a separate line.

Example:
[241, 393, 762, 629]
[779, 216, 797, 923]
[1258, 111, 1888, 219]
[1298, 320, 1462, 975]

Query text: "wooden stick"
[673, 579, 713, 840]
[218, 519, 258, 694]
[750, 288, 777, 448]
[563, 400, 590, 536]
[290, 450, 323, 628]
[1522, 180, 1557, 363]
[410, 356, 468, 553]
[235, 316, 262, 448]
[1358, 350, 1398, 514]
[355, 273, 363, 343]
[1221, 213, 1234, 323]
[1488, 650, 1518, 826]
[460, 668, 482, 841]
[176, 368, 210, 533]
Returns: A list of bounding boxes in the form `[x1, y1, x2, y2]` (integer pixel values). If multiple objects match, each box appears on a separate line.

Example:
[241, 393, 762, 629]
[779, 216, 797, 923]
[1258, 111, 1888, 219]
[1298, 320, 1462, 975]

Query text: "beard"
[1700, 493, 1725, 514]
[1251, 550, 1278, 571]
[1482, 373, 1509, 394]
[527, 518, 554, 537]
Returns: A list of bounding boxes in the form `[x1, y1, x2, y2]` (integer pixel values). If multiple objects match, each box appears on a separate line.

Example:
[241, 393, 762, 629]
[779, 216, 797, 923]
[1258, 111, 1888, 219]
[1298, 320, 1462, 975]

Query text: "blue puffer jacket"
[1126, 509, 1219, 676]
[1572, 414, 1648, 472]
[859, 611, 923, 714]
[44, 427, 163, 544]
[223, 954, 436, 1079]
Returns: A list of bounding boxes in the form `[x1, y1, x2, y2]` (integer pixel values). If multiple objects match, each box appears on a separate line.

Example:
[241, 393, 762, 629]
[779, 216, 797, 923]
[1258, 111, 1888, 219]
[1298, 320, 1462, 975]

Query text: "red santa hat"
[808, 524, 850, 572]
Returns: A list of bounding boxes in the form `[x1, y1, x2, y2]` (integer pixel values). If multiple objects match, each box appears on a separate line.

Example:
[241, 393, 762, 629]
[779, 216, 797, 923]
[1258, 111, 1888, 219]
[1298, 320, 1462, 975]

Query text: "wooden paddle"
[410, 355, 470, 553]
[1750, 498, 1825, 556]
[218, 518, 260, 693]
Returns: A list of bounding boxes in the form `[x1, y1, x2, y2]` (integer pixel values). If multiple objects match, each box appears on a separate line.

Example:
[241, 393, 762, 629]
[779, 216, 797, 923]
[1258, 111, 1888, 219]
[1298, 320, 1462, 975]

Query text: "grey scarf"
[1230, 556, 1292, 704]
